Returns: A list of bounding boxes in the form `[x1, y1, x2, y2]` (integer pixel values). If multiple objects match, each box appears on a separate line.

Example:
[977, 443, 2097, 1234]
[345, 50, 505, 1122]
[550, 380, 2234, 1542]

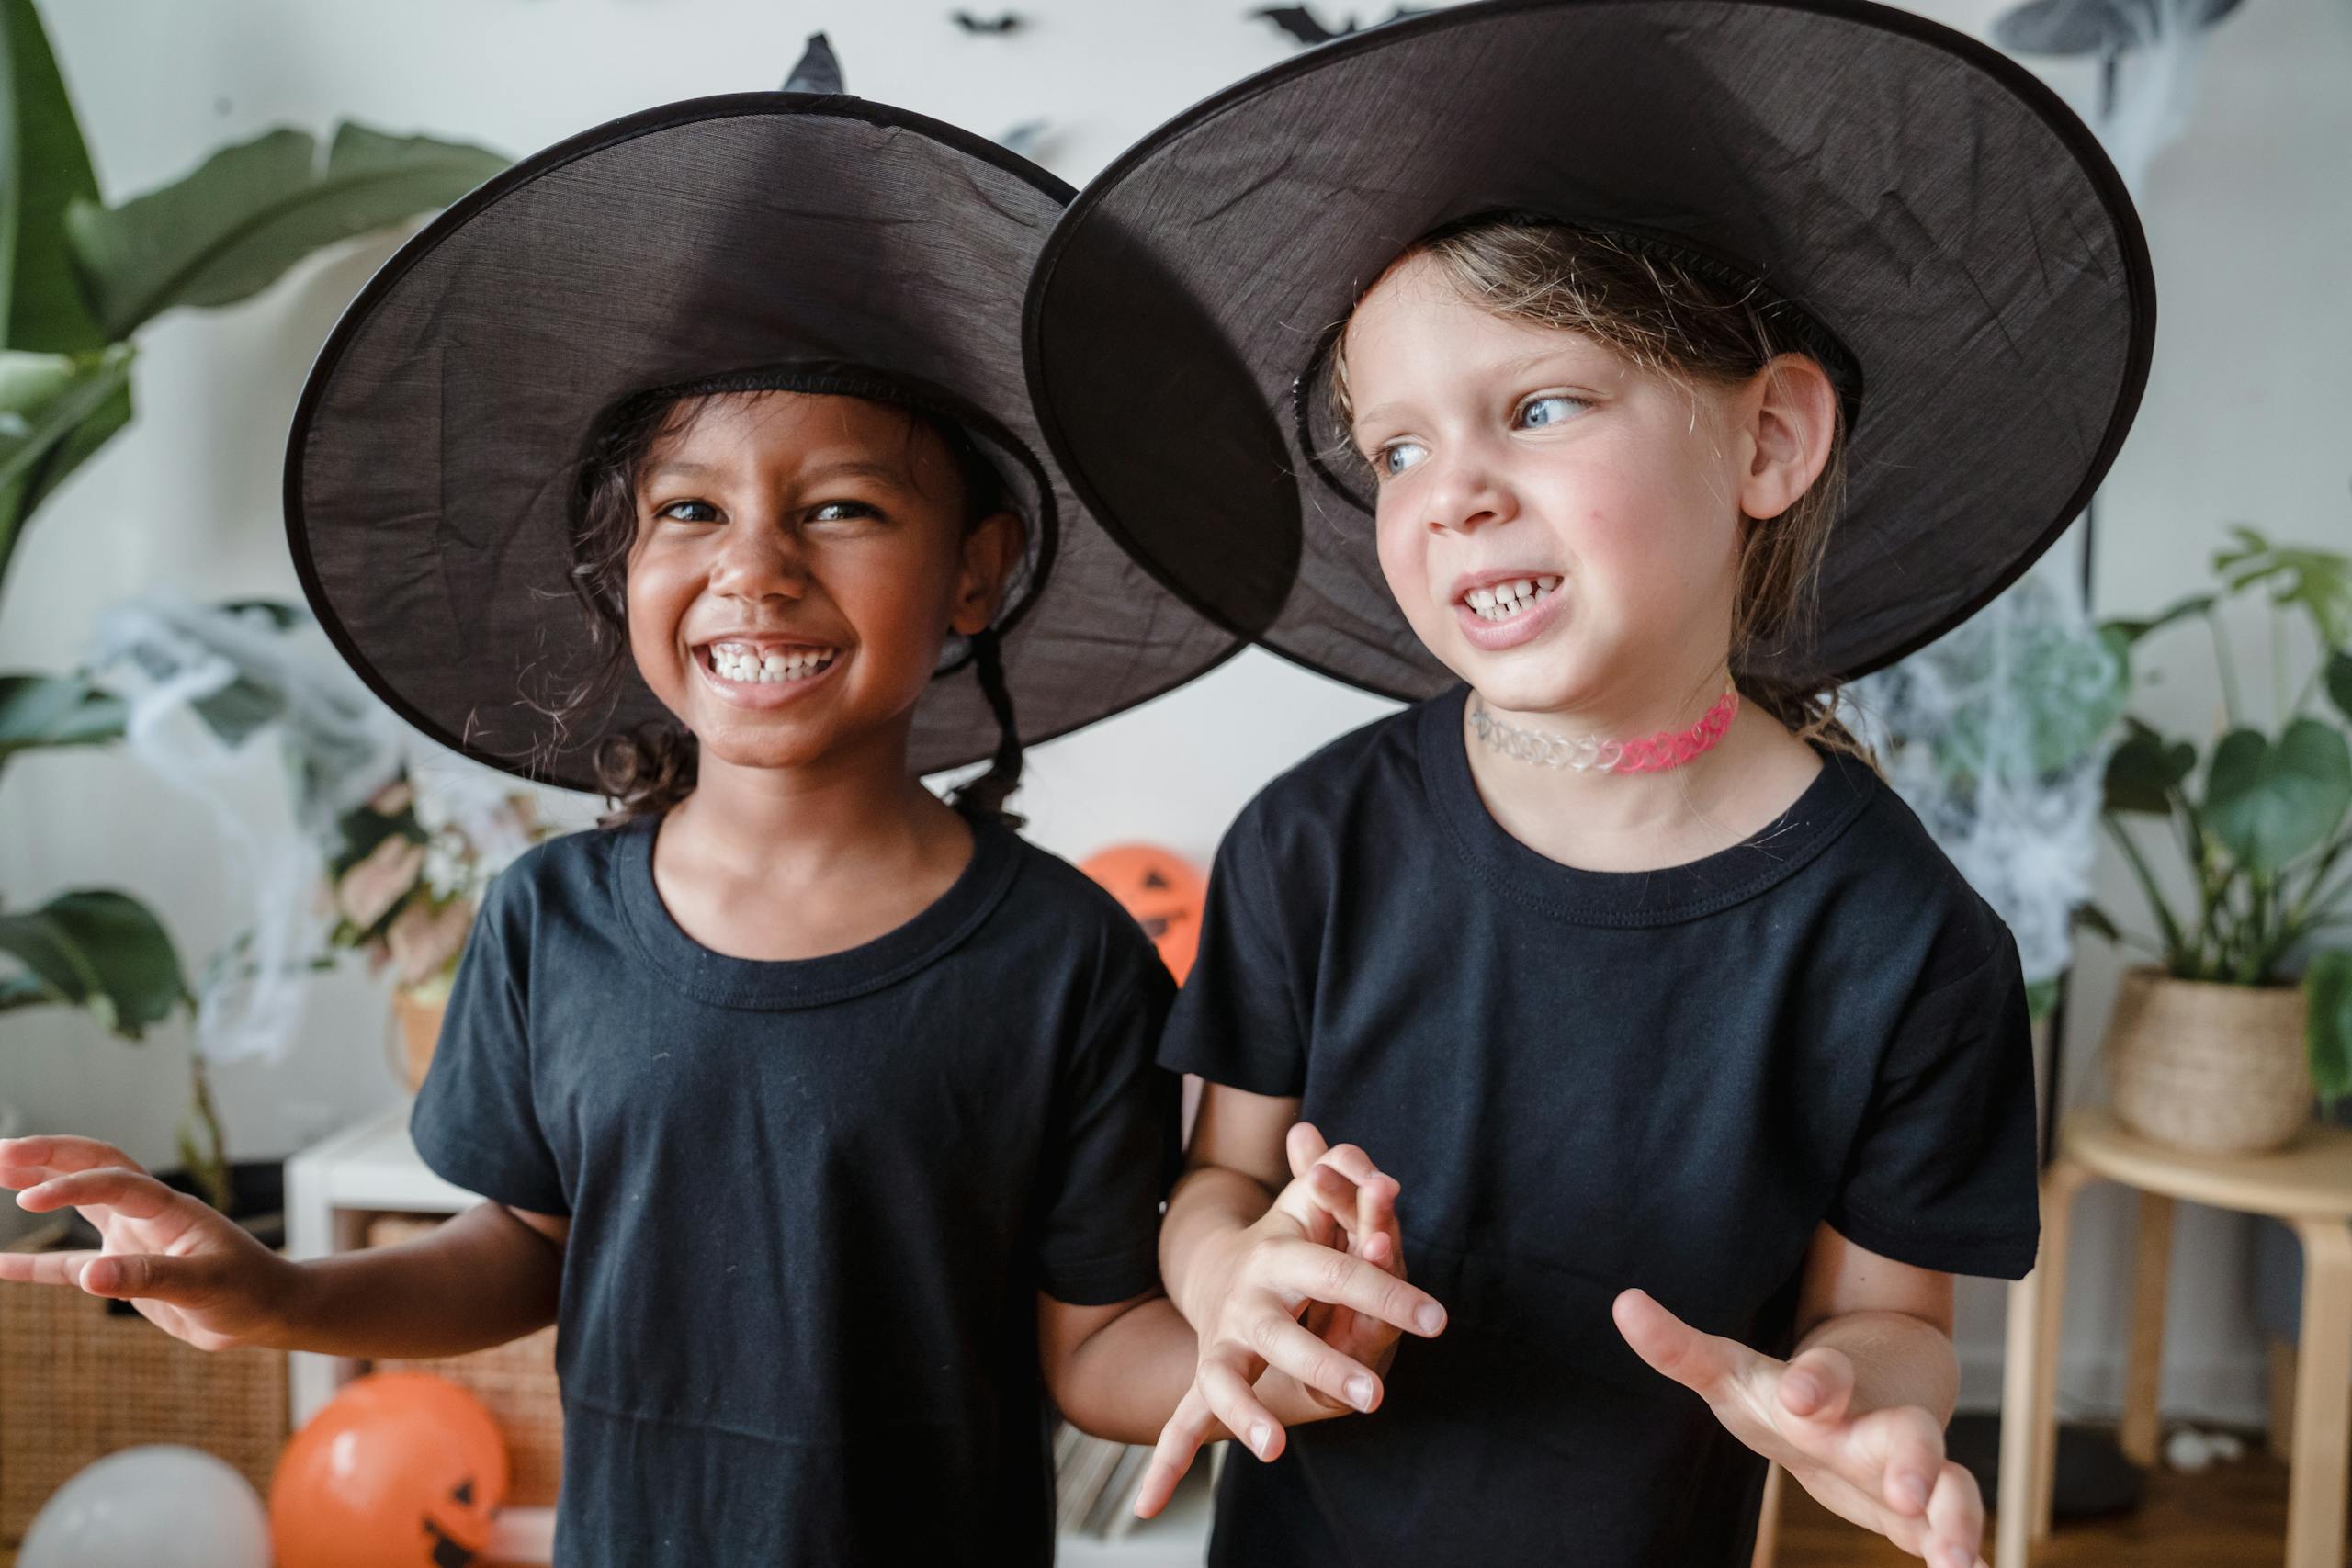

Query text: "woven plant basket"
[365, 1213, 564, 1506]
[2108, 966, 2313, 1155]
[0, 1219, 288, 1544]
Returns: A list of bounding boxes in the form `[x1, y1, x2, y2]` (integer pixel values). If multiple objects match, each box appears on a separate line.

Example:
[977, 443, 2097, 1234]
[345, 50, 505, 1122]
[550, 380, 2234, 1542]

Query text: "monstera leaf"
[2204, 719, 2352, 876]
[0, 887, 189, 1039]
[65, 122, 507, 340]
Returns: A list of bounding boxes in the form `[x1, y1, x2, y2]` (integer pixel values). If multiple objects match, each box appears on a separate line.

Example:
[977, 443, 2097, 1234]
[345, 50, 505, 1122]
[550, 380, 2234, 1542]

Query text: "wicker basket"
[364, 1214, 564, 1506]
[2108, 966, 2313, 1155]
[0, 1220, 288, 1544]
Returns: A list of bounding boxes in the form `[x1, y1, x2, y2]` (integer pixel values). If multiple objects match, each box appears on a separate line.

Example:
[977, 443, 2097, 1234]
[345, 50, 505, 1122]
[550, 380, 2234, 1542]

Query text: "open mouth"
[695, 639, 840, 685]
[1459, 576, 1560, 623]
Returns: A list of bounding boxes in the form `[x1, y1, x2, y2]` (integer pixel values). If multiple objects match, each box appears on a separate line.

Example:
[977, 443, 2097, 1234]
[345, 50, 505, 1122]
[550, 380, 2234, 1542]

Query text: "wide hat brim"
[1023, 0, 2156, 696]
[288, 94, 1238, 794]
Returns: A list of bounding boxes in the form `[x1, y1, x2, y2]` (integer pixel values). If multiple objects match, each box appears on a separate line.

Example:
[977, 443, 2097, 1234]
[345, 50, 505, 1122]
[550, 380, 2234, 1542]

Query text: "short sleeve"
[1156, 803, 1310, 1096]
[1826, 921, 2041, 1280]
[1035, 953, 1182, 1305]
[411, 869, 571, 1216]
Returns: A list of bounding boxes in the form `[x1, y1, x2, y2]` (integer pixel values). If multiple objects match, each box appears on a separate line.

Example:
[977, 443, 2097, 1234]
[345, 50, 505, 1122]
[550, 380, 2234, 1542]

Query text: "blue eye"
[1376, 441, 1428, 479]
[657, 500, 718, 524]
[1517, 394, 1588, 430]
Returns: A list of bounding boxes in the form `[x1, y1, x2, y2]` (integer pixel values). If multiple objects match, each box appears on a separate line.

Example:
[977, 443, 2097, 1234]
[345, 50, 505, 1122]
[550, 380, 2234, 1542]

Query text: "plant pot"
[392, 984, 450, 1093]
[2107, 966, 2312, 1155]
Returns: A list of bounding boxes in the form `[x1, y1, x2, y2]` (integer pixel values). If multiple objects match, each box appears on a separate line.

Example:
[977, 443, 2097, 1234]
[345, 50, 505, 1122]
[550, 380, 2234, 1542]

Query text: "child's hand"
[1136, 1124, 1445, 1518]
[1613, 1289, 1986, 1568]
[0, 1135, 300, 1352]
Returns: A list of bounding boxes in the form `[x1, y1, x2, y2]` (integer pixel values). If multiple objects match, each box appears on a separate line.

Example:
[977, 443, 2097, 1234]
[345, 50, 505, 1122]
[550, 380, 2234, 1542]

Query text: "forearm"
[1794, 1308, 1959, 1425]
[1159, 1163, 1276, 1327]
[275, 1201, 562, 1359]
[1051, 1293, 1359, 1445]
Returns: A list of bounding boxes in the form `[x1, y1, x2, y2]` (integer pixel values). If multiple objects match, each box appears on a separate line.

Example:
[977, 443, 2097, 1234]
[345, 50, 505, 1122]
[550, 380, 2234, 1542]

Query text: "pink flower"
[337, 834, 426, 931]
[387, 897, 477, 987]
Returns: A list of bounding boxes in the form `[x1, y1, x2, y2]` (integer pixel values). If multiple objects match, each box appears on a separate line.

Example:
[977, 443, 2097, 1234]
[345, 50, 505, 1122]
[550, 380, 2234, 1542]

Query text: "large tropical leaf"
[2215, 525, 2352, 651]
[2, 0, 106, 354]
[0, 342, 130, 584]
[0, 670, 122, 766]
[2205, 719, 2352, 875]
[2309, 951, 2352, 1108]
[0, 887, 188, 1038]
[65, 122, 506, 340]
[2104, 719, 2196, 815]
[2328, 649, 2352, 725]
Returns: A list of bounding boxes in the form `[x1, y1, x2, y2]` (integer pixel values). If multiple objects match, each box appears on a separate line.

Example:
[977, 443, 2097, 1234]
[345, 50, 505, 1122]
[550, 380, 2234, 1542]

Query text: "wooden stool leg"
[1749, 1461, 1782, 1568]
[1996, 1157, 2091, 1568]
[2285, 1220, 2352, 1568]
[2119, 1192, 2176, 1466]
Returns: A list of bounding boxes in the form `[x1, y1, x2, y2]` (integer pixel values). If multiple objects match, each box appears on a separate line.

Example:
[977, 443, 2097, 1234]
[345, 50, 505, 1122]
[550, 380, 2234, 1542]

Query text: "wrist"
[259, 1249, 321, 1348]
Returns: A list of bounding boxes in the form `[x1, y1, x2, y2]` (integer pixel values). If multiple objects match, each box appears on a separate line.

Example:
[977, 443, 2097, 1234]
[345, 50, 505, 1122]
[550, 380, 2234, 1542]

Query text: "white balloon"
[19, 1445, 270, 1568]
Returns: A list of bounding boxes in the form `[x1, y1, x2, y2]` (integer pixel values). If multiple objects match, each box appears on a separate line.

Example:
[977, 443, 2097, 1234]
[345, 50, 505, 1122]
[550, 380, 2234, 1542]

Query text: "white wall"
[4, 0, 2347, 1424]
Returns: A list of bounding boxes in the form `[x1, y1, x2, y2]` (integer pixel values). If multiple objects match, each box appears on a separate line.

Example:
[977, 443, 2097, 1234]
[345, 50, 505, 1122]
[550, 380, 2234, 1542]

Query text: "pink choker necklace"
[1467, 682, 1739, 774]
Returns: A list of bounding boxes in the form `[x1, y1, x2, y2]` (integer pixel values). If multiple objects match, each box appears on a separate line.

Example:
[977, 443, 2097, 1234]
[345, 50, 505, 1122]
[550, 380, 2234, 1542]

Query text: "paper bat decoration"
[999, 118, 1057, 160]
[1993, 0, 2240, 54]
[784, 31, 844, 94]
[1251, 4, 1430, 46]
[953, 9, 1027, 32]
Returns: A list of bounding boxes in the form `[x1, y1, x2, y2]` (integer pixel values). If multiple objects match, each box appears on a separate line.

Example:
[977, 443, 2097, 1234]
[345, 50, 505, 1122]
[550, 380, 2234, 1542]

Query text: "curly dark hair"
[560, 385, 1025, 829]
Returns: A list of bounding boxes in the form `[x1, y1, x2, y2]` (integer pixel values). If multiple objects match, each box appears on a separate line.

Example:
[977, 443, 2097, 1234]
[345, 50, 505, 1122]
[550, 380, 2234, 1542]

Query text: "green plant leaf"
[0, 670, 122, 765]
[2206, 719, 2352, 875]
[2101, 593, 2216, 649]
[2212, 525, 2352, 651]
[0, 887, 189, 1038]
[65, 121, 507, 340]
[2, 0, 107, 354]
[2329, 649, 2352, 724]
[2104, 723, 2196, 815]
[2310, 951, 2352, 1107]
[2076, 904, 2123, 942]
[0, 342, 131, 587]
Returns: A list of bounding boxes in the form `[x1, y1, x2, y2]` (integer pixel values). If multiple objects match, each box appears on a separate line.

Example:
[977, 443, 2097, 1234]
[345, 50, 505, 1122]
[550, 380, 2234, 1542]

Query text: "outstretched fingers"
[1612, 1288, 1753, 1400]
[0, 1135, 146, 1190]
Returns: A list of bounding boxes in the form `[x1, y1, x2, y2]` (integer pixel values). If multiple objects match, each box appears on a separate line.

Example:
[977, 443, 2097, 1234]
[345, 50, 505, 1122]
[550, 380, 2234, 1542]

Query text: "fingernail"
[1897, 1472, 1928, 1510]
[1416, 1304, 1444, 1335]
[1249, 1422, 1273, 1458]
[85, 1260, 118, 1293]
[1346, 1375, 1375, 1411]
[1784, 1373, 1817, 1407]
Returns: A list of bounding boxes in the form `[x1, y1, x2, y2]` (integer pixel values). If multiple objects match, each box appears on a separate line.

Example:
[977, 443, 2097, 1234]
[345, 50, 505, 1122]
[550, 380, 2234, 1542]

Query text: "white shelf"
[280, 1109, 1216, 1566]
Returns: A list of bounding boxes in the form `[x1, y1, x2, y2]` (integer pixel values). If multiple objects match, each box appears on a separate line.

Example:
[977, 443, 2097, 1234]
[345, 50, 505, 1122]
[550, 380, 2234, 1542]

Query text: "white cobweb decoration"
[1848, 558, 2126, 992]
[85, 594, 404, 1066]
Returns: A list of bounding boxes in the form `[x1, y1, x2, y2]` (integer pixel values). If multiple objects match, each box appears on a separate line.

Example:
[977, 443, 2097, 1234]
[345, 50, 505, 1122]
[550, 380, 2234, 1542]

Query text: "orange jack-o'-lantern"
[271, 1371, 509, 1568]
[1080, 842, 1208, 984]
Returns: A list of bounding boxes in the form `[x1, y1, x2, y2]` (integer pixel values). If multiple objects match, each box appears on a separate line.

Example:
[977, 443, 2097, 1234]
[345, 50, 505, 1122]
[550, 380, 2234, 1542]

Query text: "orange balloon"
[271, 1371, 509, 1568]
[1080, 843, 1208, 985]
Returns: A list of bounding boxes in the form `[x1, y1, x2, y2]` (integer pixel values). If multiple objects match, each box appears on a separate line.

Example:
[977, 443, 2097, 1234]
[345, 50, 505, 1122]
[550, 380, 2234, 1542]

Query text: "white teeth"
[708, 643, 836, 684]
[1463, 577, 1559, 621]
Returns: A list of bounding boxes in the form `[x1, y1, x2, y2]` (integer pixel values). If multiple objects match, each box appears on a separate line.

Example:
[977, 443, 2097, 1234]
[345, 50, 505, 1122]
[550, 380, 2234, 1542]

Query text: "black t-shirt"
[1160, 687, 2039, 1568]
[412, 813, 1178, 1567]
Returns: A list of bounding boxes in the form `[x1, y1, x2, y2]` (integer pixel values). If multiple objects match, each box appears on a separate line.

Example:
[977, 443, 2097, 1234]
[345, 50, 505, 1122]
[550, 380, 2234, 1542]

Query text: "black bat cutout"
[1252, 3, 1430, 46]
[953, 9, 1027, 32]
[784, 31, 845, 95]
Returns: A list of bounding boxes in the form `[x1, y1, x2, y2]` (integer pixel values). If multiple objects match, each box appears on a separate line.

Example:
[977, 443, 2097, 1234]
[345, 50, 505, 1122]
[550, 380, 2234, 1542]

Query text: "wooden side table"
[1996, 1107, 2352, 1568]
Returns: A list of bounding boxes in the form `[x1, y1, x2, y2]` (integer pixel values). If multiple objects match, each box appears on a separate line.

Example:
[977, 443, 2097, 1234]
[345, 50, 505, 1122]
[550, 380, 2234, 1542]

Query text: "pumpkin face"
[271, 1371, 509, 1568]
[1080, 843, 1208, 984]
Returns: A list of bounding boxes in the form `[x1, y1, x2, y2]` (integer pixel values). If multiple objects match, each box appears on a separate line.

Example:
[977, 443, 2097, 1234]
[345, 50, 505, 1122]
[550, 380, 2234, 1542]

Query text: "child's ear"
[948, 510, 1024, 637]
[1736, 354, 1838, 523]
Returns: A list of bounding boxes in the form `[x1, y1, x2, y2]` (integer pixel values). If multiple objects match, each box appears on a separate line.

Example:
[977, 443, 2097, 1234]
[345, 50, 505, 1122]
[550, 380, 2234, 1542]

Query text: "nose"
[705, 514, 808, 603]
[1421, 446, 1514, 537]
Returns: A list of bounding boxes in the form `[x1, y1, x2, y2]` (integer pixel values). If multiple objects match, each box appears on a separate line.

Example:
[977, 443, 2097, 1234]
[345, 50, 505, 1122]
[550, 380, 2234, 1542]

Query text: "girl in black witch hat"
[1025, 2, 2154, 1564]
[0, 94, 1445, 1566]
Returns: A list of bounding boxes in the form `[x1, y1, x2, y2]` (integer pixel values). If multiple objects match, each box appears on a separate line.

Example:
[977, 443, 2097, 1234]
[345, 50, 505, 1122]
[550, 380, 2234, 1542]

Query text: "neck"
[664, 715, 961, 883]
[1461, 667, 1822, 872]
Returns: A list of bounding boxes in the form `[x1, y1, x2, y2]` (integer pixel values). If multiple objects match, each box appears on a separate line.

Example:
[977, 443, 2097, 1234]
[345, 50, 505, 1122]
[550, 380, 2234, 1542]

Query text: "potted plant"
[322, 773, 551, 1091]
[2090, 525, 2352, 1154]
